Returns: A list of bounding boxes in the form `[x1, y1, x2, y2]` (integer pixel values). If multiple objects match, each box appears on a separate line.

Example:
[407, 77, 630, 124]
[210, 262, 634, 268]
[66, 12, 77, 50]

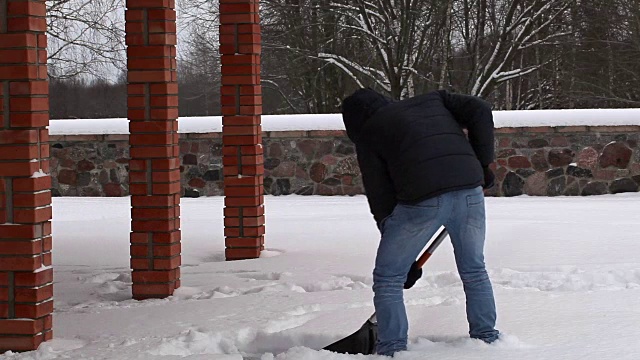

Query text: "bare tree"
[320, 0, 449, 99]
[451, 0, 574, 98]
[177, 26, 222, 116]
[176, 0, 218, 36]
[46, 0, 126, 80]
[262, 0, 573, 104]
[565, 0, 640, 107]
[49, 76, 127, 118]
[45, 0, 640, 114]
[266, 0, 447, 98]
[260, 0, 351, 112]
[46, 0, 214, 81]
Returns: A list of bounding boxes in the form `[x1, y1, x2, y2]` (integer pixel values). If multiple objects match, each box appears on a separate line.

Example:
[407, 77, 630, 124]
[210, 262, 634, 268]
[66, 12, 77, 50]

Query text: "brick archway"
[0, 0, 264, 352]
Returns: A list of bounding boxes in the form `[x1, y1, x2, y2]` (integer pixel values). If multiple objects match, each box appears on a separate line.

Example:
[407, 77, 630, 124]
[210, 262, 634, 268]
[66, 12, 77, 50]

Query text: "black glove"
[404, 261, 423, 289]
[483, 166, 495, 189]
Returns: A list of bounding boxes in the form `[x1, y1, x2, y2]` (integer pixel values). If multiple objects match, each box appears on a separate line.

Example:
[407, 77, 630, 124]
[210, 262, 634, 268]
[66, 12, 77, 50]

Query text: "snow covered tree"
[262, 0, 573, 105]
[449, 0, 574, 100]
[318, 0, 450, 99]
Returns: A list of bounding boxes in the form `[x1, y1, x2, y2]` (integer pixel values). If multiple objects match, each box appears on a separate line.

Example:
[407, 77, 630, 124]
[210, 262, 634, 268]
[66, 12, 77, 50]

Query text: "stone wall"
[487, 126, 640, 196]
[50, 135, 130, 197]
[49, 125, 640, 197]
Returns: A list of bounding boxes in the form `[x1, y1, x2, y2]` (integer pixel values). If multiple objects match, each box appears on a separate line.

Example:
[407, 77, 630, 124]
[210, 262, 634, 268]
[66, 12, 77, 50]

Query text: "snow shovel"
[323, 227, 449, 355]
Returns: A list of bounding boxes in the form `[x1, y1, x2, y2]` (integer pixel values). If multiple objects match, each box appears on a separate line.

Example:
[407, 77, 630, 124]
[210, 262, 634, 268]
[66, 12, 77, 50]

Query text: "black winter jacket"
[341, 89, 495, 225]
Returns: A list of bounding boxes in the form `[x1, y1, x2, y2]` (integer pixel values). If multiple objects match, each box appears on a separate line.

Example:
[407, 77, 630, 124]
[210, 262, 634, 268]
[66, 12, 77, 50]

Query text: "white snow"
[2, 194, 640, 359]
[48, 109, 640, 135]
[48, 118, 130, 135]
[30, 170, 48, 178]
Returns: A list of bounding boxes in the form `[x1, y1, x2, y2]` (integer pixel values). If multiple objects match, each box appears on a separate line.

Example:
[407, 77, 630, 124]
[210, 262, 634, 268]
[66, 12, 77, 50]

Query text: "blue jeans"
[373, 186, 499, 356]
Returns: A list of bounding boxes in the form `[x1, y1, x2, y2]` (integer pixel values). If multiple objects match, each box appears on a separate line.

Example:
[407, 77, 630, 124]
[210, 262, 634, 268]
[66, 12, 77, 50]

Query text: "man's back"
[357, 91, 485, 205]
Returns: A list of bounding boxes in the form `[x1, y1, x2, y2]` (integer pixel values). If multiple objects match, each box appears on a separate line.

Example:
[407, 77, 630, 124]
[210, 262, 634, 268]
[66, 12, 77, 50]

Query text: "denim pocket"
[466, 189, 485, 230]
[394, 198, 440, 236]
[466, 192, 484, 207]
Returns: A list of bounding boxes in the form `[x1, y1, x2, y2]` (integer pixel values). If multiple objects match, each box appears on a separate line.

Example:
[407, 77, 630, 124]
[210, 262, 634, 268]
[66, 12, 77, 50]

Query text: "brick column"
[219, 0, 265, 260]
[0, 0, 53, 352]
[126, 0, 181, 300]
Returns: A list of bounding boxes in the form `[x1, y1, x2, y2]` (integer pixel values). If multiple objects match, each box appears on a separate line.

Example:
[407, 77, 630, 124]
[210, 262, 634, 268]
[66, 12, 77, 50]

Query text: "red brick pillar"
[219, 0, 265, 260]
[0, 0, 53, 352]
[126, 0, 181, 300]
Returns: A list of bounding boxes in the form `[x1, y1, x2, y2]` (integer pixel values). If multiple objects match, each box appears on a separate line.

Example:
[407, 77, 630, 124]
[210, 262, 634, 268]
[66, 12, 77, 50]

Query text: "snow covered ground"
[2, 194, 640, 360]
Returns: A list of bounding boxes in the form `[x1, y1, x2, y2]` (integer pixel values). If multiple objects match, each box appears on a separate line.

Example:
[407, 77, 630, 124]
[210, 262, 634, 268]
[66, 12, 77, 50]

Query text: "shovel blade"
[323, 317, 377, 355]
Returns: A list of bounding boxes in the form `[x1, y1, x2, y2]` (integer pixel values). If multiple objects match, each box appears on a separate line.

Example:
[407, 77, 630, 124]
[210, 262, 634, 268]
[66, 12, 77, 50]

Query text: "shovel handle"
[362, 228, 449, 328]
[416, 228, 448, 268]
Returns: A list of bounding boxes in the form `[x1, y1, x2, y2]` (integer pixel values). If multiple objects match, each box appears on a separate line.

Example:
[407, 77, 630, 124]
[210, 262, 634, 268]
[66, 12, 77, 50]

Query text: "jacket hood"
[341, 88, 393, 142]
